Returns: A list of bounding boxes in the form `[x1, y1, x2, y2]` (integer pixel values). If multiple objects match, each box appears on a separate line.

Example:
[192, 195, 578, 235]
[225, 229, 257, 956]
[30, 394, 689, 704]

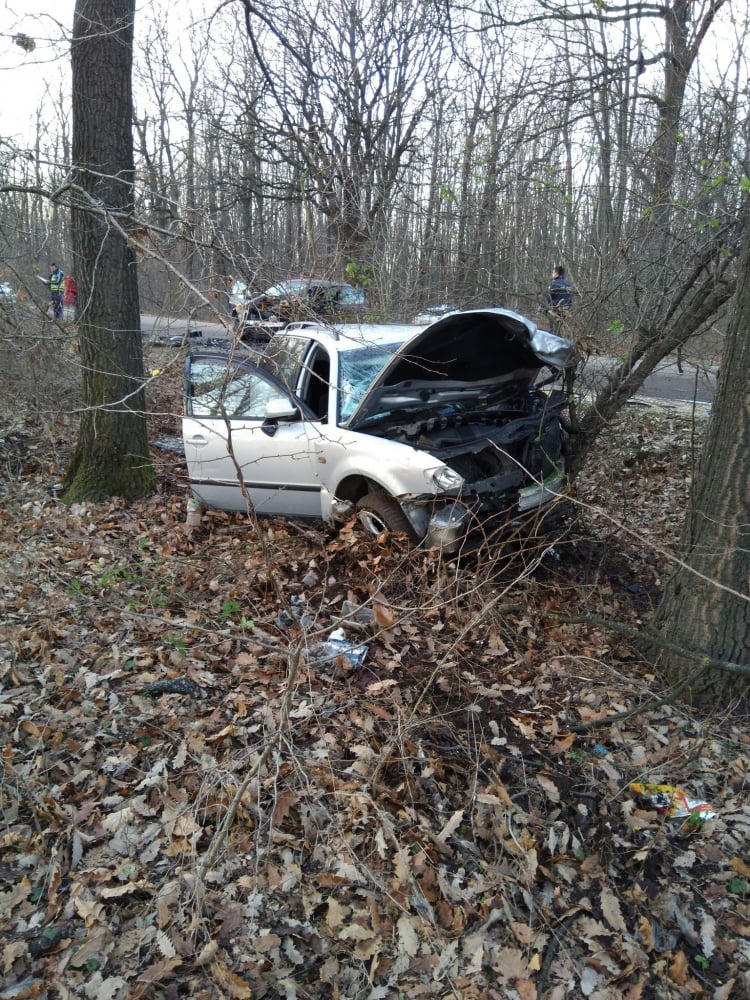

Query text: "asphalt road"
[142, 314, 717, 409]
[636, 361, 715, 406]
[142, 313, 231, 342]
[581, 355, 716, 408]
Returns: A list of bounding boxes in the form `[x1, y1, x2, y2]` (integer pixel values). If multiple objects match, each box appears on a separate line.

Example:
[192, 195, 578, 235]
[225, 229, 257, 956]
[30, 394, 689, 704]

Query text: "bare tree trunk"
[65, 0, 154, 503]
[650, 223, 750, 706]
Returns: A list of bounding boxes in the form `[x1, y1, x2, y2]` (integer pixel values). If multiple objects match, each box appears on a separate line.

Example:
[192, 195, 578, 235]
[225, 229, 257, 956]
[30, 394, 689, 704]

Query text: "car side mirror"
[261, 397, 299, 437]
[265, 398, 298, 420]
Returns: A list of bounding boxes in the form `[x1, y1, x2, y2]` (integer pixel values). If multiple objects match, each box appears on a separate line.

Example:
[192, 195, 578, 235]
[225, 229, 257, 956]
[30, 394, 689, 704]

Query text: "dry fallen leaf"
[210, 962, 253, 999]
[490, 946, 527, 981]
[730, 857, 750, 878]
[205, 723, 237, 743]
[272, 787, 298, 825]
[0, 400, 738, 1000]
[326, 898, 348, 932]
[550, 732, 576, 754]
[637, 915, 654, 951]
[83, 974, 128, 1000]
[373, 600, 398, 627]
[136, 957, 183, 984]
[436, 808, 464, 843]
[510, 921, 535, 945]
[668, 950, 689, 986]
[537, 773, 561, 803]
[3, 941, 29, 975]
[600, 887, 627, 933]
[396, 914, 420, 957]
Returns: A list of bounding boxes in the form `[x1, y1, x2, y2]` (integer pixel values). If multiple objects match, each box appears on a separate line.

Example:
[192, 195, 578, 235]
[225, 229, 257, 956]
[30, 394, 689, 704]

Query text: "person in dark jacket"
[48, 263, 65, 319]
[545, 265, 573, 309]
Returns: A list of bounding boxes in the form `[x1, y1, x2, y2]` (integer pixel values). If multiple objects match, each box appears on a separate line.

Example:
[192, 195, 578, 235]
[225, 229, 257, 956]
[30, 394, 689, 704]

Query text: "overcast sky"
[0, 2, 75, 138]
[1, 0, 745, 145]
[0, 0, 213, 140]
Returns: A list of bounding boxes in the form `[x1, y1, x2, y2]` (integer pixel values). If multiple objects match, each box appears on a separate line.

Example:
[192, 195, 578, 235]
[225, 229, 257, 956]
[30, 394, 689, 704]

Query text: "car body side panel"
[185, 414, 449, 523]
[184, 416, 325, 517]
[184, 352, 327, 517]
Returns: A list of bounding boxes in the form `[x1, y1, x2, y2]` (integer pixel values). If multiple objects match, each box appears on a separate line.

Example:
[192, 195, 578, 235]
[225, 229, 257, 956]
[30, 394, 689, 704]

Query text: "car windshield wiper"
[375, 381, 483, 406]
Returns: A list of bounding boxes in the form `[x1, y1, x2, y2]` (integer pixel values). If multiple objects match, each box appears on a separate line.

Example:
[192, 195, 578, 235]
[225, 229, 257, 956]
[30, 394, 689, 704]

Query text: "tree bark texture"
[65, 0, 154, 502]
[651, 227, 750, 706]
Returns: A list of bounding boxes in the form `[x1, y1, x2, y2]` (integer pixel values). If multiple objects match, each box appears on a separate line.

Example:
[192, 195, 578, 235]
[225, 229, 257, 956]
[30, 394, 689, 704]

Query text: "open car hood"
[349, 308, 571, 426]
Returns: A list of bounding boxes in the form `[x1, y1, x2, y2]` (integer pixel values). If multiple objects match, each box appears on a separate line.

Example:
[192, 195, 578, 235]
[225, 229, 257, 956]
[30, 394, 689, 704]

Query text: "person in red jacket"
[63, 274, 77, 320]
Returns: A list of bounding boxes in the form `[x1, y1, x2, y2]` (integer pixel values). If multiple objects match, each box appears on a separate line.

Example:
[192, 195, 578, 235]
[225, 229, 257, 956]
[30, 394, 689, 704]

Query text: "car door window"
[260, 334, 311, 392]
[189, 359, 283, 419]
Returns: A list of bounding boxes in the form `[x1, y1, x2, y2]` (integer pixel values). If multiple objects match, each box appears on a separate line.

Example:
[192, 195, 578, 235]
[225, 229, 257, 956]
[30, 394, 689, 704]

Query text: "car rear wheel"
[356, 489, 419, 542]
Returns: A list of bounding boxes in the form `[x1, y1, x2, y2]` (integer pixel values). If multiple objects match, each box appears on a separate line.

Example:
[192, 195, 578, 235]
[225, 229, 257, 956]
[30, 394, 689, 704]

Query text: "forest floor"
[1, 335, 748, 1000]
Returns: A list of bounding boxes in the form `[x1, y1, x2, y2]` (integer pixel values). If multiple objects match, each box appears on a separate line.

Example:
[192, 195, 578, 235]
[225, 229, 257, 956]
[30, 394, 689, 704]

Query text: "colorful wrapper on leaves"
[629, 782, 716, 819]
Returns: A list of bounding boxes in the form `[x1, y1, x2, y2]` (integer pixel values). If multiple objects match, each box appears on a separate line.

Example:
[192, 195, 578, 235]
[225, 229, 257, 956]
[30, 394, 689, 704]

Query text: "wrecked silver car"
[182, 308, 571, 552]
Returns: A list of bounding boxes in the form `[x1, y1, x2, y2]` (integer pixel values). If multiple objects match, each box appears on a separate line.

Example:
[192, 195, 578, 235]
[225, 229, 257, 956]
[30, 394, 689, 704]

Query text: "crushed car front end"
[360, 387, 569, 550]
[347, 308, 572, 550]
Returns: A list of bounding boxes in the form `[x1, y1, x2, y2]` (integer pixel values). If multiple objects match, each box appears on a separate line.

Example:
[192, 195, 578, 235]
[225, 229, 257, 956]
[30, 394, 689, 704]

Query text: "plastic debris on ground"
[307, 627, 369, 669]
[152, 437, 185, 454]
[275, 595, 315, 631]
[630, 782, 716, 819]
[340, 599, 376, 624]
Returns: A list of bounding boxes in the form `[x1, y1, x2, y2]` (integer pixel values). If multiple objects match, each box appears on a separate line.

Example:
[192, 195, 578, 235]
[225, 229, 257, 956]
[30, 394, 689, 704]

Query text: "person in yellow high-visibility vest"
[48, 263, 65, 320]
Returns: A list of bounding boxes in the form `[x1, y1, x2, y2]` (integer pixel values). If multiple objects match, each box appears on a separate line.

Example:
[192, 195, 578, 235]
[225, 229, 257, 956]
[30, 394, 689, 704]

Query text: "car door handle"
[186, 434, 208, 448]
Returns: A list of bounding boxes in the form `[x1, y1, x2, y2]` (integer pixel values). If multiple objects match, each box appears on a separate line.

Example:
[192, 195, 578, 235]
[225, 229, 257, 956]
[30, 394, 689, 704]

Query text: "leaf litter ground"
[1, 342, 748, 1000]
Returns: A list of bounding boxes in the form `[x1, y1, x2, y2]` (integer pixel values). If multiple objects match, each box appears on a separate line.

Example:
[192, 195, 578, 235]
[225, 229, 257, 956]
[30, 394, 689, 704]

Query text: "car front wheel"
[356, 489, 419, 542]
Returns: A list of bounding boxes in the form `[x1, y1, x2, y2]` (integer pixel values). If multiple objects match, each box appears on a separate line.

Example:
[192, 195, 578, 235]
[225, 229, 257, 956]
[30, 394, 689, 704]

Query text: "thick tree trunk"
[650, 228, 750, 706]
[65, 0, 154, 502]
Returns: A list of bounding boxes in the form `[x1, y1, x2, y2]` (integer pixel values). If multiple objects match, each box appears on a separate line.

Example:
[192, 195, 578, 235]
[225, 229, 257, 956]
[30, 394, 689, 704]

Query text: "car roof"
[190, 310, 571, 373]
[185, 322, 417, 366]
[306, 280, 355, 289]
[282, 321, 418, 349]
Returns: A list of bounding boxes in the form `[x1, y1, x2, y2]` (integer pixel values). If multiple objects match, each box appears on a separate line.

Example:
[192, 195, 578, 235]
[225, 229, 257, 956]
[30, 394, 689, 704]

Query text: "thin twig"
[567, 662, 708, 732]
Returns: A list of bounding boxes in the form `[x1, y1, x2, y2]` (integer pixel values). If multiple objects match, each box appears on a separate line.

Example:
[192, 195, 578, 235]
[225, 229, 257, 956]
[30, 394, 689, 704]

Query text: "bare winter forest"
[1, 1, 749, 998]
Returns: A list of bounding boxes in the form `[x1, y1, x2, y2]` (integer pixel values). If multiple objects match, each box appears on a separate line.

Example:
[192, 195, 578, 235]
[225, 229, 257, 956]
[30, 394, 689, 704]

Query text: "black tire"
[356, 489, 419, 542]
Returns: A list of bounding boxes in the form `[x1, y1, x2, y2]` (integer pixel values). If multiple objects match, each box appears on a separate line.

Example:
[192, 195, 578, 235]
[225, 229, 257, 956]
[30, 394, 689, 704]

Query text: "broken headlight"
[432, 466, 464, 491]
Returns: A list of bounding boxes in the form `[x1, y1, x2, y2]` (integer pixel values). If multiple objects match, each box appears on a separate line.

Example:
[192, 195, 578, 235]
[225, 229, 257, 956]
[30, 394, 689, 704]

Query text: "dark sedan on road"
[230, 279, 368, 340]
